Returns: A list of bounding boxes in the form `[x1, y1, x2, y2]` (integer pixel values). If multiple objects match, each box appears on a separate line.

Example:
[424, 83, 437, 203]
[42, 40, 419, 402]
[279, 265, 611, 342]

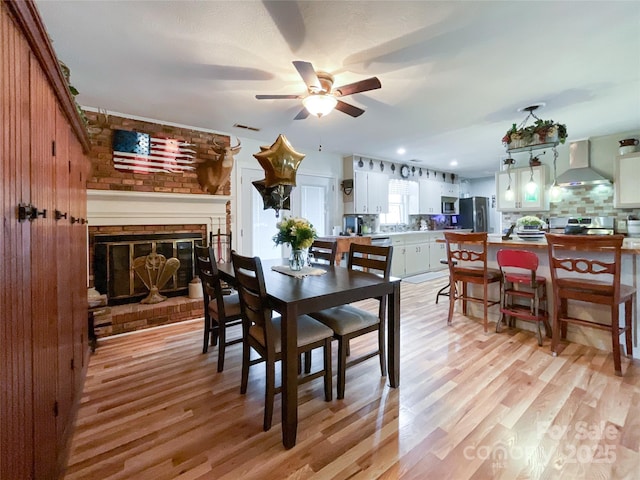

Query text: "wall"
[85, 110, 231, 195]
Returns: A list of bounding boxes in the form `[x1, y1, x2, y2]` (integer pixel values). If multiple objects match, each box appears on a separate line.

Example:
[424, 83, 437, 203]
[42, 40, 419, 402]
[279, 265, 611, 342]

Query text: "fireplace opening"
[94, 232, 204, 305]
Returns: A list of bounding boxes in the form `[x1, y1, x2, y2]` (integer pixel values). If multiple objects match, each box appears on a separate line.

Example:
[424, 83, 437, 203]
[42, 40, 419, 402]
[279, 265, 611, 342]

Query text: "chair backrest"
[231, 251, 275, 345]
[195, 245, 226, 315]
[443, 231, 489, 275]
[347, 243, 393, 278]
[210, 229, 232, 264]
[545, 233, 624, 301]
[309, 239, 337, 266]
[497, 248, 539, 287]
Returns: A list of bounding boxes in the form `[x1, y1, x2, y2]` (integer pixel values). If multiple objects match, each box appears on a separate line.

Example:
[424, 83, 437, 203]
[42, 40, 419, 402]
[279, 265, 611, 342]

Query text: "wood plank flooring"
[63, 277, 640, 479]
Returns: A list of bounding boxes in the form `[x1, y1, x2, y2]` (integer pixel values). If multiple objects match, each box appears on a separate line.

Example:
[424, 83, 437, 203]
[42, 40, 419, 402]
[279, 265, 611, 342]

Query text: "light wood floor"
[64, 277, 640, 480]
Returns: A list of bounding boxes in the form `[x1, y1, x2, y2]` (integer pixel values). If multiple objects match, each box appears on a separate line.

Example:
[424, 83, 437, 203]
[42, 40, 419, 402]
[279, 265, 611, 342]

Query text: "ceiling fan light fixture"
[302, 94, 337, 117]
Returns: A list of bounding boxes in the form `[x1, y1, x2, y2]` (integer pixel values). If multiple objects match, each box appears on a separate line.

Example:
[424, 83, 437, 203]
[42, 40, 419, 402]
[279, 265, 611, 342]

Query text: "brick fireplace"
[87, 189, 231, 336]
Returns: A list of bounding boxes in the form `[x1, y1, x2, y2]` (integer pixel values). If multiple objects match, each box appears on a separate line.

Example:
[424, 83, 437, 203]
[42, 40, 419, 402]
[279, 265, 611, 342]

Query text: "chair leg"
[447, 282, 456, 325]
[625, 298, 634, 357]
[378, 322, 387, 378]
[202, 316, 210, 354]
[435, 281, 450, 304]
[482, 282, 488, 333]
[264, 357, 275, 431]
[560, 299, 568, 339]
[240, 339, 250, 395]
[304, 350, 312, 374]
[611, 304, 622, 376]
[551, 293, 560, 356]
[217, 320, 226, 372]
[337, 337, 348, 400]
[323, 340, 332, 402]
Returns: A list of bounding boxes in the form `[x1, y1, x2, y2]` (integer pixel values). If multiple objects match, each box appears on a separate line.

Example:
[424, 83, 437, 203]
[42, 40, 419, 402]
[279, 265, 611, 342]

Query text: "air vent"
[409, 159, 422, 163]
[233, 123, 261, 132]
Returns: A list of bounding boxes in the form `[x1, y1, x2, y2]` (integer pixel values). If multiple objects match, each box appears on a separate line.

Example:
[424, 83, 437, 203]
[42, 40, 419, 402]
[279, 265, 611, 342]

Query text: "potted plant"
[516, 215, 546, 231]
[273, 216, 317, 270]
[502, 120, 567, 149]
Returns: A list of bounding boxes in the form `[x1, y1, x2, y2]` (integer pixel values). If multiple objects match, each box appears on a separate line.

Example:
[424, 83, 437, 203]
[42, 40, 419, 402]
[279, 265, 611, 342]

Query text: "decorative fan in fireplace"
[133, 247, 180, 304]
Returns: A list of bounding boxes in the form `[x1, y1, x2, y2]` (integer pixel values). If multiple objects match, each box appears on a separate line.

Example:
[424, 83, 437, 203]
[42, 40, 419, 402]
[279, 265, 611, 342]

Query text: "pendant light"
[503, 157, 515, 201]
[549, 147, 562, 201]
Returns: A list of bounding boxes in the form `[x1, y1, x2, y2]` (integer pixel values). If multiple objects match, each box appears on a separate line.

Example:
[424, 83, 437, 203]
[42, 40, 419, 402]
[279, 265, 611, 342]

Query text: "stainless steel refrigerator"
[458, 196, 489, 232]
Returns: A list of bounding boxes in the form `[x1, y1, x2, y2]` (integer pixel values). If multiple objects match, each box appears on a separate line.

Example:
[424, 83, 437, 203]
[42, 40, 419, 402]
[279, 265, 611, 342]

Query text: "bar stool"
[496, 249, 550, 346]
[443, 232, 502, 332]
[545, 233, 634, 376]
[435, 258, 456, 304]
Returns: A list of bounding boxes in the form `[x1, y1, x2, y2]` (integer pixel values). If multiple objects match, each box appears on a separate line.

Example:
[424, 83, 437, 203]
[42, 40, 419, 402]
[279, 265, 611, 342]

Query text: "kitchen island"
[439, 234, 640, 360]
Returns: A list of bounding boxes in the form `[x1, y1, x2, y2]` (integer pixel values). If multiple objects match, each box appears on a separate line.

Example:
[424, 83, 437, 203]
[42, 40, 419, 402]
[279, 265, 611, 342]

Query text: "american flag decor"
[111, 129, 196, 174]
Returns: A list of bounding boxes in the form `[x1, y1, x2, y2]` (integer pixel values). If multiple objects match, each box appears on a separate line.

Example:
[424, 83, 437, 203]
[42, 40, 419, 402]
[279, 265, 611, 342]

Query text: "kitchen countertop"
[485, 234, 640, 254]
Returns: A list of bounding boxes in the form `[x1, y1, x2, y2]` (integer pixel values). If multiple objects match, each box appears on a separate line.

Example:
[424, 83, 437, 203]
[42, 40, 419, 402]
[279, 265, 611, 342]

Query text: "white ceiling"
[36, 0, 640, 178]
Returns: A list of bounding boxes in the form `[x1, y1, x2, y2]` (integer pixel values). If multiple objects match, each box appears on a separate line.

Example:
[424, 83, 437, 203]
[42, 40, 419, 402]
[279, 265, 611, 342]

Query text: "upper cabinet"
[441, 182, 459, 198]
[495, 164, 548, 211]
[343, 156, 389, 214]
[353, 169, 389, 213]
[614, 152, 640, 208]
[418, 179, 441, 214]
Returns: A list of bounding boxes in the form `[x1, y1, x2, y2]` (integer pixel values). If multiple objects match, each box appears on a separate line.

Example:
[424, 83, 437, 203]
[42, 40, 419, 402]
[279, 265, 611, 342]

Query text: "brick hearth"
[93, 295, 203, 337]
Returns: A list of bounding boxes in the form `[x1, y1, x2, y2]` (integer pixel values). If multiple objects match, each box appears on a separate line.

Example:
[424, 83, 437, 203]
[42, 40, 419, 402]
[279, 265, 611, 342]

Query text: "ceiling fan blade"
[333, 77, 381, 97]
[335, 100, 365, 118]
[294, 108, 310, 120]
[256, 94, 301, 100]
[292, 60, 321, 92]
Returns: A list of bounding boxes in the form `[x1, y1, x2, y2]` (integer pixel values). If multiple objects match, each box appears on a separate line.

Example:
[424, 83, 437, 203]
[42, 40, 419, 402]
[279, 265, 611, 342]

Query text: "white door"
[240, 168, 332, 259]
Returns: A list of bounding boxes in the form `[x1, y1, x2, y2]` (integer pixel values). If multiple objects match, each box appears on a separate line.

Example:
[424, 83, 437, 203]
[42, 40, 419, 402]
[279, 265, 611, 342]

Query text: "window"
[379, 179, 418, 225]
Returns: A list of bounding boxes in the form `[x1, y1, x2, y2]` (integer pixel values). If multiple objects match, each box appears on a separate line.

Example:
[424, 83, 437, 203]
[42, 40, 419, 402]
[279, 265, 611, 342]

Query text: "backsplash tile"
[502, 184, 640, 232]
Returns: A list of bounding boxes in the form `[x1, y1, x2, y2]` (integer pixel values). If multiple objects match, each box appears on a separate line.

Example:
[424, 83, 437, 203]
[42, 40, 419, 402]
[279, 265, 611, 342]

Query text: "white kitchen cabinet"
[428, 233, 447, 271]
[441, 182, 459, 198]
[345, 157, 389, 214]
[614, 153, 640, 208]
[404, 240, 430, 277]
[418, 179, 441, 214]
[495, 164, 548, 212]
[389, 232, 447, 277]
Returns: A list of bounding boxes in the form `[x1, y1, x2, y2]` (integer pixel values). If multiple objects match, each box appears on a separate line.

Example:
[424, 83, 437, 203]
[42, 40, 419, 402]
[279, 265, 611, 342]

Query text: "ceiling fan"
[255, 61, 381, 120]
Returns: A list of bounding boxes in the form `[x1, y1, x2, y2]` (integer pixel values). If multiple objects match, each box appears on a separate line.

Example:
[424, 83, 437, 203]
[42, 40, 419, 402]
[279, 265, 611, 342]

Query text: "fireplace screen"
[94, 233, 203, 305]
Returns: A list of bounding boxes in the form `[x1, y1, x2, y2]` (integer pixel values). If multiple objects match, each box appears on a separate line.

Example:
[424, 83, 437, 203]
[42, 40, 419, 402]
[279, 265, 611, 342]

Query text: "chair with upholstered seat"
[231, 251, 333, 431]
[496, 248, 550, 345]
[309, 239, 337, 266]
[309, 243, 392, 399]
[545, 233, 634, 376]
[195, 245, 243, 371]
[443, 231, 502, 332]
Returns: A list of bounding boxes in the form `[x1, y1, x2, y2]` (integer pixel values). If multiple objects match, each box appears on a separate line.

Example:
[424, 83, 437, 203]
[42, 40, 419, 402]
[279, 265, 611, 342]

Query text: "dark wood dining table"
[216, 258, 401, 449]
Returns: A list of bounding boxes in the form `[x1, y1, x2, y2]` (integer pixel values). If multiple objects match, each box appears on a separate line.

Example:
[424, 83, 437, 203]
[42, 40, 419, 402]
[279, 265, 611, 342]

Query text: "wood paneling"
[1, 5, 34, 477]
[1, 1, 89, 478]
[62, 278, 640, 479]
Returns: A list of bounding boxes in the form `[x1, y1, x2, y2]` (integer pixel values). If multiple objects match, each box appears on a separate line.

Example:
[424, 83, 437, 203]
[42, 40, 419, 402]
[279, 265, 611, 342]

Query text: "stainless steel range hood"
[555, 139, 611, 187]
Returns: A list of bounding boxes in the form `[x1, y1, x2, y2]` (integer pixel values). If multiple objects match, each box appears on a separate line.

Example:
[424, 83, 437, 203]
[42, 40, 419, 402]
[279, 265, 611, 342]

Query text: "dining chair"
[309, 239, 337, 266]
[231, 251, 333, 431]
[496, 248, 550, 346]
[545, 233, 634, 376]
[309, 243, 392, 400]
[443, 231, 502, 332]
[195, 245, 242, 371]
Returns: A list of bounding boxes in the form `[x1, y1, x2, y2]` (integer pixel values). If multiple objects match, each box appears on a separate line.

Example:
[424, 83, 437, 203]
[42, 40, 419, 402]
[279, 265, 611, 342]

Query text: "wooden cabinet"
[418, 179, 441, 214]
[495, 165, 548, 212]
[1, 2, 90, 479]
[614, 153, 640, 208]
[344, 156, 389, 214]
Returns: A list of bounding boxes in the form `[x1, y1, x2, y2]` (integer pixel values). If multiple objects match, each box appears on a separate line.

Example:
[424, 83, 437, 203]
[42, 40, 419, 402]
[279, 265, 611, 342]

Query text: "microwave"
[442, 201, 456, 214]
